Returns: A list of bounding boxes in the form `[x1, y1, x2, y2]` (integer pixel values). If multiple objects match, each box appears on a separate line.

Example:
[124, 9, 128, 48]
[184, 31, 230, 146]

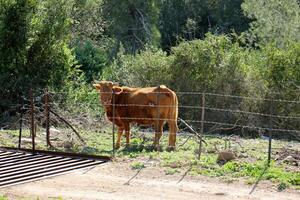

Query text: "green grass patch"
[131, 161, 145, 170]
[1, 129, 299, 190]
[165, 168, 180, 175]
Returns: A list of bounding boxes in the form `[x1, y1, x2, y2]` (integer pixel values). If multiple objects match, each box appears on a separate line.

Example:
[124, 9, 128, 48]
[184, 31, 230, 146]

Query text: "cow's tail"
[167, 90, 178, 148]
[173, 93, 179, 131]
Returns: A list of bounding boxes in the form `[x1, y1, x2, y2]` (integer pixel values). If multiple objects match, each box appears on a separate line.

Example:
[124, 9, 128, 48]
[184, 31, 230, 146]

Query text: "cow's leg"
[167, 120, 178, 151]
[116, 127, 124, 149]
[153, 121, 164, 150]
[124, 123, 131, 147]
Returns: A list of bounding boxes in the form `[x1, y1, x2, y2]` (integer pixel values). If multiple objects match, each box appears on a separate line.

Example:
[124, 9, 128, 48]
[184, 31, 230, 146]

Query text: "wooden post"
[198, 93, 205, 160]
[112, 90, 116, 157]
[45, 88, 51, 147]
[30, 89, 35, 153]
[18, 95, 23, 149]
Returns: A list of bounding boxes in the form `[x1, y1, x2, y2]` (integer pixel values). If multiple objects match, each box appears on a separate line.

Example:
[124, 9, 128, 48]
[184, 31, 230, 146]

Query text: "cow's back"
[114, 86, 177, 125]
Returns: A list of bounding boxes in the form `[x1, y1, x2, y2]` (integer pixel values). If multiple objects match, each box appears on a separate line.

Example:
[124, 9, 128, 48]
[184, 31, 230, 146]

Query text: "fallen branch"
[50, 110, 85, 145]
[206, 118, 241, 134]
[178, 118, 207, 145]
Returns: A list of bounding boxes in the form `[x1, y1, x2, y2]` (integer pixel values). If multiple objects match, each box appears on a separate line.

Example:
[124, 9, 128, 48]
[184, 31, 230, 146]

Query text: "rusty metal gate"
[0, 147, 109, 188]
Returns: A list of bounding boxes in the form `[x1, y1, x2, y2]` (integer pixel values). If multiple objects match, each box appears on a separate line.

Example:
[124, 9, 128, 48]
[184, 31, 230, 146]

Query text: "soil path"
[1, 162, 299, 200]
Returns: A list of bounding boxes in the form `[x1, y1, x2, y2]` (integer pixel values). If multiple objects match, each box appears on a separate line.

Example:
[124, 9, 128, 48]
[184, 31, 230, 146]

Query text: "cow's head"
[93, 81, 122, 106]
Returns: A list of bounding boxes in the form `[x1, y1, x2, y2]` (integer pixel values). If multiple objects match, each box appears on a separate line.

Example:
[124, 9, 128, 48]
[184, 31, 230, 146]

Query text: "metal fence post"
[267, 101, 273, 166]
[267, 132, 272, 166]
[30, 89, 35, 153]
[45, 87, 51, 147]
[198, 93, 205, 160]
[18, 95, 23, 149]
[112, 90, 116, 157]
[156, 86, 160, 150]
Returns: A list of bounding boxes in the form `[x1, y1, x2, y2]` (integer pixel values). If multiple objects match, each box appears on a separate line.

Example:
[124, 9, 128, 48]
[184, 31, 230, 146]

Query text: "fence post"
[267, 104, 273, 166]
[198, 93, 205, 160]
[18, 95, 23, 149]
[156, 86, 160, 150]
[267, 132, 272, 166]
[112, 90, 116, 157]
[30, 89, 35, 153]
[45, 87, 51, 147]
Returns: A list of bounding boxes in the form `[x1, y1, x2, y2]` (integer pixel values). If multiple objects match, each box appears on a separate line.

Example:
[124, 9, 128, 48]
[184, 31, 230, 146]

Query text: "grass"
[1, 128, 300, 191]
[0, 196, 8, 200]
[131, 161, 145, 170]
[165, 168, 180, 175]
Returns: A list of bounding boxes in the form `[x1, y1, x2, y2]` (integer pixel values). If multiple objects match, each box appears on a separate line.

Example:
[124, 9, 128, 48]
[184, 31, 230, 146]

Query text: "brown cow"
[93, 81, 178, 150]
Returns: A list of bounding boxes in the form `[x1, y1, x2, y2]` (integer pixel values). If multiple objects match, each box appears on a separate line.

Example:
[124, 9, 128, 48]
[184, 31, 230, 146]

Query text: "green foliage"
[277, 181, 289, 191]
[165, 168, 180, 175]
[53, 72, 103, 119]
[102, 0, 161, 53]
[159, 0, 250, 51]
[0, 0, 75, 112]
[102, 33, 300, 138]
[263, 43, 300, 90]
[0, 0, 37, 109]
[170, 34, 246, 93]
[0, 195, 8, 200]
[74, 40, 108, 82]
[131, 161, 145, 170]
[102, 46, 171, 86]
[71, 0, 105, 43]
[242, 0, 300, 47]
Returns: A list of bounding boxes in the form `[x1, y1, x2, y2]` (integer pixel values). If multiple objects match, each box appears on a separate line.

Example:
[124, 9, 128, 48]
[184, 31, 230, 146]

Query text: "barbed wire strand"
[49, 90, 300, 104]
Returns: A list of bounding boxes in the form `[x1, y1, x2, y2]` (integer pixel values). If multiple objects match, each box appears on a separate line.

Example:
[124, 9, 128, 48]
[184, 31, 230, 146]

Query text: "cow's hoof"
[145, 145, 155, 152]
[166, 146, 176, 152]
[115, 144, 121, 149]
[153, 145, 163, 152]
[124, 144, 132, 151]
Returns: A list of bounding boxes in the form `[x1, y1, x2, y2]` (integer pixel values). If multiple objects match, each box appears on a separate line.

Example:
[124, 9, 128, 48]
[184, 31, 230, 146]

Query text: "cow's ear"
[93, 84, 101, 90]
[113, 87, 123, 94]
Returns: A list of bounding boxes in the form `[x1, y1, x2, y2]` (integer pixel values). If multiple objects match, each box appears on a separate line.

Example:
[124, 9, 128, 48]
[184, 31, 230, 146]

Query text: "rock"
[50, 127, 61, 135]
[217, 151, 236, 164]
[283, 155, 298, 166]
[238, 153, 248, 158]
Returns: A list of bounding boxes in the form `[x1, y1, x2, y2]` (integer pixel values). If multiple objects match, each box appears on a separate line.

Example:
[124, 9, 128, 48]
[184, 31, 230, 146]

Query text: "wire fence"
[0, 87, 299, 159]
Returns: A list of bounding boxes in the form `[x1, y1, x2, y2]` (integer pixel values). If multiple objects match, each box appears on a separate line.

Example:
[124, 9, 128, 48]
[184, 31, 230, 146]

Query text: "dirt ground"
[0, 161, 299, 200]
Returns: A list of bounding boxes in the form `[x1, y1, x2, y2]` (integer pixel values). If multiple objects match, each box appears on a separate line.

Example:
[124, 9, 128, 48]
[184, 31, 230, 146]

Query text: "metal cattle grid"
[0, 147, 110, 188]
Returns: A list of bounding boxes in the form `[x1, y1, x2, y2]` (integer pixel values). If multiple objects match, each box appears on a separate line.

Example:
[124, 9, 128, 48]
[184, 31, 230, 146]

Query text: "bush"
[101, 34, 300, 138]
[102, 46, 172, 87]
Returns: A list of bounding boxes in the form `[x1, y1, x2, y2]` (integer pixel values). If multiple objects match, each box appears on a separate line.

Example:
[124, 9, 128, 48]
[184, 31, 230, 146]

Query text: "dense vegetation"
[0, 0, 299, 138]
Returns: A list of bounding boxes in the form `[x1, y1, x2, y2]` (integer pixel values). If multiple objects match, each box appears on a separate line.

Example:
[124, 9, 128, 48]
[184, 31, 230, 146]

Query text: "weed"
[165, 168, 180, 175]
[277, 181, 289, 191]
[245, 178, 256, 185]
[221, 176, 237, 184]
[131, 161, 145, 170]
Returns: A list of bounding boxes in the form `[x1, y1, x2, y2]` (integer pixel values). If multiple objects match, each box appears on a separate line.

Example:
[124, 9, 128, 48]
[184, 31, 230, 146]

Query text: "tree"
[158, 0, 250, 51]
[0, 0, 75, 111]
[71, 0, 106, 46]
[102, 0, 161, 54]
[0, 0, 37, 110]
[71, 0, 109, 82]
[242, 0, 300, 47]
